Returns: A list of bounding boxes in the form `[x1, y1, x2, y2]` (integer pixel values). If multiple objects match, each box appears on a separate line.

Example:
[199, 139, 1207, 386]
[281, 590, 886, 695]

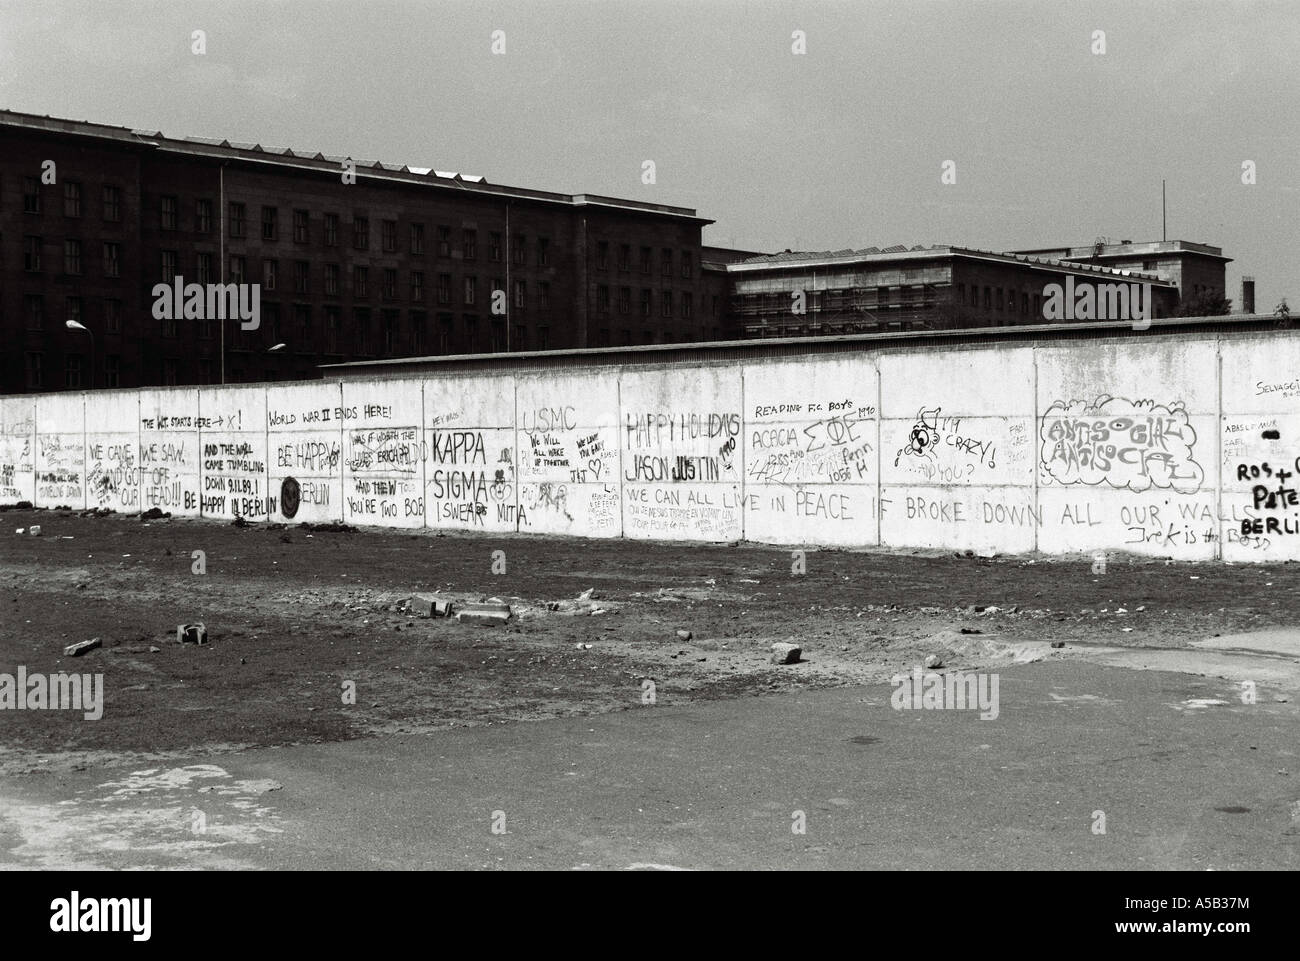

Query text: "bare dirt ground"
[2, 507, 1296, 777]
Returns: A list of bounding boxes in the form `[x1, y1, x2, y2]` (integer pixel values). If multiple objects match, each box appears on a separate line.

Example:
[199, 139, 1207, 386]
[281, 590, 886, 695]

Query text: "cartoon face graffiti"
[281, 475, 301, 519]
[895, 407, 942, 467]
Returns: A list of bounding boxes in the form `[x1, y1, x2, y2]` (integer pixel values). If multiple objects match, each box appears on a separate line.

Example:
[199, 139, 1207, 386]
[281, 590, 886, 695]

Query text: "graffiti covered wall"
[3, 331, 1297, 562]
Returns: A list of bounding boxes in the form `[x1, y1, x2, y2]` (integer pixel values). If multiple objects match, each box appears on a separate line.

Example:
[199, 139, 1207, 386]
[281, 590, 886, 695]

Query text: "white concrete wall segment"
[34, 392, 86, 509]
[742, 356, 880, 546]
[1219, 333, 1300, 562]
[424, 374, 516, 532]
[881, 346, 1038, 554]
[198, 385, 271, 521]
[84, 390, 140, 512]
[266, 381, 345, 524]
[516, 371, 621, 537]
[1, 330, 1287, 561]
[1036, 338, 1218, 560]
[0, 396, 36, 505]
[343, 380, 425, 529]
[140, 388, 201, 516]
[619, 365, 744, 542]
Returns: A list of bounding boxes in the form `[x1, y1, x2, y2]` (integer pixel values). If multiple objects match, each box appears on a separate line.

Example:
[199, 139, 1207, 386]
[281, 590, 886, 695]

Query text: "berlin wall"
[3, 330, 1297, 562]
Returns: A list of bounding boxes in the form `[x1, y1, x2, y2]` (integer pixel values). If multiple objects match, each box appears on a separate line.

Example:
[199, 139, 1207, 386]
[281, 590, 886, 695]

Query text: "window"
[640, 246, 652, 274]
[956, 283, 965, 305]
[23, 176, 41, 214]
[352, 215, 368, 249]
[23, 235, 41, 272]
[325, 307, 340, 352]
[296, 304, 312, 340]
[65, 239, 84, 275]
[537, 237, 549, 266]
[640, 289, 651, 316]
[969, 285, 979, 307]
[67, 296, 82, 325]
[539, 281, 550, 310]
[682, 292, 693, 318]
[382, 268, 397, 300]
[464, 314, 478, 352]
[618, 244, 630, 271]
[105, 300, 122, 338]
[491, 321, 506, 352]
[661, 248, 673, 277]
[681, 251, 693, 278]
[293, 209, 309, 244]
[437, 225, 451, 257]
[597, 241, 609, 269]
[262, 259, 278, 290]
[537, 326, 549, 350]
[411, 310, 427, 353]
[102, 184, 120, 221]
[324, 212, 339, 246]
[353, 308, 369, 353]
[64, 181, 83, 218]
[1021, 292, 1029, 315]
[323, 263, 339, 296]
[996, 288, 1003, 311]
[261, 206, 278, 240]
[513, 279, 526, 309]
[229, 202, 246, 238]
[104, 355, 120, 389]
[294, 260, 310, 294]
[65, 354, 84, 388]
[382, 219, 397, 252]
[437, 273, 452, 305]
[411, 271, 425, 302]
[463, 229, 477, 261]
[983, 286, 991, 309]
[513, 234, 526, 266]
[353, 265, 368, 296]
[103, 242, 120, 278]
[161, 194, 177, 230]
[597, 284, 610, 312]
[489, 231, 502, 262]
[24, 295, 43, 330]
[512, 325, 527, 351]
[198, 310, 212, 339]
[1008, 290, 1017, 314]
[264, 303, 281, 342]
[1143, 259, 1157, 271]
[230, 256, 246, 284]
[383, 310, 399, 353]
[25, 352, 43, 389]
[197, 198, 213, 233]
[618, 286, 631, 314]
[662, 290, 673, 317]
[596, 329, 610, 348]
[163, 359, 179, 386]
[464, 276, 477, 305]
[437, 314, 452, 353]
[195, 254, 213, 287]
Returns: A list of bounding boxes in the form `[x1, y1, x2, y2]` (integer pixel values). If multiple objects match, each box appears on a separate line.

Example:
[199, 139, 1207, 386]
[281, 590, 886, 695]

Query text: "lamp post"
[66, 319, 94, 389]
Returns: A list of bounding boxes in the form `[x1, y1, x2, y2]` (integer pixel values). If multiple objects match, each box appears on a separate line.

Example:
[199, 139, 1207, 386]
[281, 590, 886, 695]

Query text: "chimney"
[1242, 276, 1256, 314]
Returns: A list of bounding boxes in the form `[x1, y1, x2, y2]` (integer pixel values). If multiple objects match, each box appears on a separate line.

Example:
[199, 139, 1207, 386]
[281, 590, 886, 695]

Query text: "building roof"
[0, 108, 712, 223]
[726, 244, 1175, 284]
[321, 313, 1277, 379]
[1009, 239, 1230, 262]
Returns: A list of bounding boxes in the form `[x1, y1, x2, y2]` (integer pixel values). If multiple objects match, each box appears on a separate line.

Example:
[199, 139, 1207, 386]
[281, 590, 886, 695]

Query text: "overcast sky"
[2, 0, 1296, 306]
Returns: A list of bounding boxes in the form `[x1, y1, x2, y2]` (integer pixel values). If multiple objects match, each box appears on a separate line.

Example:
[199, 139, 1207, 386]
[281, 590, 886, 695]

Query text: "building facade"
[724, 243, 1211, 338]
[1, 110, 720, 393]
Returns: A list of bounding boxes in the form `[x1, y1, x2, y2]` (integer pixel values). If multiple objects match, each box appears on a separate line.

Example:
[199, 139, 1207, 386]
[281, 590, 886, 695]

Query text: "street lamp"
[66, 319, 94, 389]
[267, 343, 286, 352]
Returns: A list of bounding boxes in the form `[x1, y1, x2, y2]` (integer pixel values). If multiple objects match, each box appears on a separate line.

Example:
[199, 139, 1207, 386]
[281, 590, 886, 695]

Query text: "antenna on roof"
[1162, 179, 1167, 241]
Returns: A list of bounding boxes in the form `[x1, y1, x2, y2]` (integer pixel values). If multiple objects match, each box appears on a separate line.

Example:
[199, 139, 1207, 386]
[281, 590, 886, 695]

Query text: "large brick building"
[724, 241, 1226, 338]
[1, 110, 726, 393]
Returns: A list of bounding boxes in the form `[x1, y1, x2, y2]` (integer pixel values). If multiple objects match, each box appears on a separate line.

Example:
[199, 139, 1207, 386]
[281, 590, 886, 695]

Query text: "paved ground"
[2, 509, 1298, 869]
[2, 656, 1296, 870]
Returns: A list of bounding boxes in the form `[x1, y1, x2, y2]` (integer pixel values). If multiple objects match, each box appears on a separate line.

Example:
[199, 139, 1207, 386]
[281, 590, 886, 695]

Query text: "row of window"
[593, 242, 694, 278]
[956, 283, 1040, 316]
[594, 285, 696, 318]
[19, 179, 124, 221]
[24, 351, 121, 389]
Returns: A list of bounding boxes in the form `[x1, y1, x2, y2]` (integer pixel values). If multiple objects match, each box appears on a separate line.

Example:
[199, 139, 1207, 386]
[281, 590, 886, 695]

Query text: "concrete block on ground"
[64, 637, 101, 657]
[410, 593, 453, 618]
[456, 601, 511, 625]
[770, 642, 801, 664]
[176, 622, 207, 645]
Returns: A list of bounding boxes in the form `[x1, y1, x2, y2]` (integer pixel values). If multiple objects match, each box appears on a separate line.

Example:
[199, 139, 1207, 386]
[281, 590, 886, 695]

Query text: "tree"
[1175, 292, 1233, 317]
